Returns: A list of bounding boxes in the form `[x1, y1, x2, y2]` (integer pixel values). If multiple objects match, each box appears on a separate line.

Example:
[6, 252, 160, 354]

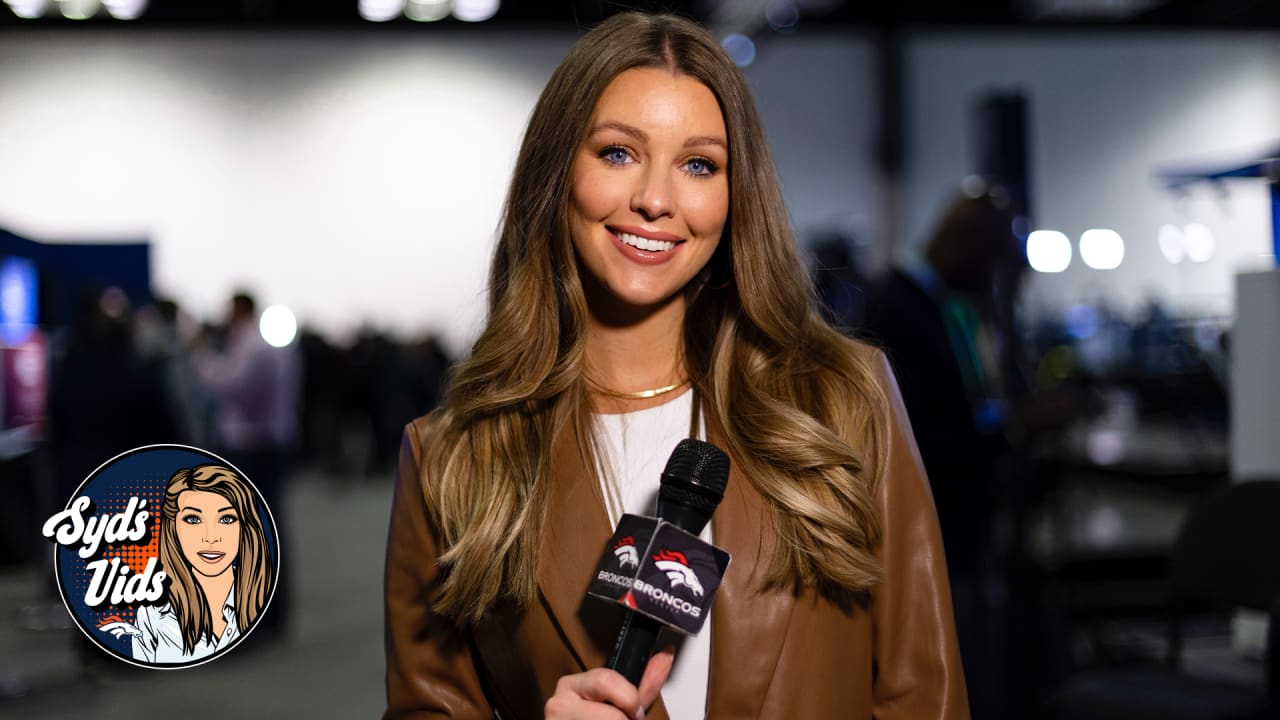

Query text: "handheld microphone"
[604, 438, 730, 686]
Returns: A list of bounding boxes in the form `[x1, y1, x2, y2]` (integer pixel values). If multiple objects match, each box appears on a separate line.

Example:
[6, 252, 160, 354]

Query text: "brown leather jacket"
[384, 350, 969, 719]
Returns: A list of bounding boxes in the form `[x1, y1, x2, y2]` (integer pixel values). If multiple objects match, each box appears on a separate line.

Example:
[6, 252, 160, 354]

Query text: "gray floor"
[0, 472, 393, 719]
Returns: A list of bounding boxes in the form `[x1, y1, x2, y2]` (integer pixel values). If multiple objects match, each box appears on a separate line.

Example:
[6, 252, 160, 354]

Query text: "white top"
[595, 389, 710, 720]
[132, 586, 240, 664]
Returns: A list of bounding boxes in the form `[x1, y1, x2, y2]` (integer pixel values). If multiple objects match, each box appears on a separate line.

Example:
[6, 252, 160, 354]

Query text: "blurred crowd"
[45, 288, 452, 489]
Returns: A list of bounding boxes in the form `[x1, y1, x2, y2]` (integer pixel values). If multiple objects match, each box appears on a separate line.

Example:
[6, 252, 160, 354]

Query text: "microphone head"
[659, 439, 730, 523]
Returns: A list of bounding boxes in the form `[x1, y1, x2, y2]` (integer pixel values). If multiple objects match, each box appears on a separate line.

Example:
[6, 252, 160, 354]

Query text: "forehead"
[176, 489, 233, 511]
[590, 68, 726, 137]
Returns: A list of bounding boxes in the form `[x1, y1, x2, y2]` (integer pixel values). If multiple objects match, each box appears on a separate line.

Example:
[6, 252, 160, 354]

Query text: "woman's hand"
[544, 647, 675, 720]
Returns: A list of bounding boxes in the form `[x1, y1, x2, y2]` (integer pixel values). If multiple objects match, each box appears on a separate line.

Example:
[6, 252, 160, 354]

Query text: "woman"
[127, 464, 274, 664]
[385, 11, 967, 719]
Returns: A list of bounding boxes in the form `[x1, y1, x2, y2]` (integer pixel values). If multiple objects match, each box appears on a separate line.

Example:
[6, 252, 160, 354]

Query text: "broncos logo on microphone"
[613, 536, 639, 569]
[652, 549, 704, 597]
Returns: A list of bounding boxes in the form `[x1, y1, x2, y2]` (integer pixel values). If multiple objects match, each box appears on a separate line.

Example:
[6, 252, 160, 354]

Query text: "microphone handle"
[607, 609, 662, 686]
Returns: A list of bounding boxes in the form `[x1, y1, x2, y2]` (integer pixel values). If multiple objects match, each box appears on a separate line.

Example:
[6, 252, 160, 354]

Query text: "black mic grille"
[660, 438, 730, 499]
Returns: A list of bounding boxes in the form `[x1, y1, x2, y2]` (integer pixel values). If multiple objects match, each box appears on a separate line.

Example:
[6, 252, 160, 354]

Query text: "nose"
[630, 166, 675, 221]
[203, 525, 218, 543]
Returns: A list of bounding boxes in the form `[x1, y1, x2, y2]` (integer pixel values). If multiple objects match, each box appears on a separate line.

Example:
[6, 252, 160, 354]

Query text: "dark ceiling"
[1, 0, 1278, 29]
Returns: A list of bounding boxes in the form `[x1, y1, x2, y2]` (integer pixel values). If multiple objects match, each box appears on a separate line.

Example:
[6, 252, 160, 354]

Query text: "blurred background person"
[193, 291, 301, 641]
[862, 183, 1054, 720]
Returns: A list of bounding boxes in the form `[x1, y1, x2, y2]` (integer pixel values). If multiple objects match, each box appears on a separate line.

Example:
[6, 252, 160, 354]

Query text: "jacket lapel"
[537, 413, 796, 719]
[539, 422, 616, 669]
[706, 420, 795, 717]
[537, 421, 672, 720]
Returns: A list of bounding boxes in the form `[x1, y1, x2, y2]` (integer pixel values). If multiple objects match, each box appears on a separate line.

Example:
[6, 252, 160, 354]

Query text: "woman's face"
[175, 489, 241, 578]
[569, 68, 729, 317]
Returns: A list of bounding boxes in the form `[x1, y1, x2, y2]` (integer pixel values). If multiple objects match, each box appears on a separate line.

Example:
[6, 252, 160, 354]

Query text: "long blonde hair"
[422, 11, 888, 624]
[160, 464, 274, 653]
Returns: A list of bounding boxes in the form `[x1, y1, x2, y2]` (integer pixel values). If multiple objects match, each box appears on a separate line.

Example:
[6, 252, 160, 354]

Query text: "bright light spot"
[58, 0, 99, 20]
[1184, 223, 1215, 263]
[406, 0, 448, 21]
[452, 0, 498, 22]
[1026, 230, 1071, 273]
[259, 305, 298, 348]
[358, 0, 404, 22]
[765, 0, 799, 32]
[1086, 428, 1126, 465]
[722, 33, 756, 68]
[1157, 224, 1185, 264]
[103, 0, 145, 19]
[1079, 228, 1124, 270]
[7, 0, 50, 18]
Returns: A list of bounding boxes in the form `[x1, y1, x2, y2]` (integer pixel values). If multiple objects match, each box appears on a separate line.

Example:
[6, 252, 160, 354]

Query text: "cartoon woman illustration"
[100, 464, 274, 664]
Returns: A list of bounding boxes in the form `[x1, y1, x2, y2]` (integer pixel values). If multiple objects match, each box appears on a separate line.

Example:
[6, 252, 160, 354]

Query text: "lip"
[606, 226, 683, 266]
[609, 225, 683, 243]
[197, 551, 225, 563]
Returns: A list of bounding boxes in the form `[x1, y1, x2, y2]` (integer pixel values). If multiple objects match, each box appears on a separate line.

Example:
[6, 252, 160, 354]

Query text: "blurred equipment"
[1051, 479, 1280, 720]
[0, 253, 46, 458]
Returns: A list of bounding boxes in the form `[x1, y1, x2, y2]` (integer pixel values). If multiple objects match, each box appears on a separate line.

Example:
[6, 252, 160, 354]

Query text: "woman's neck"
[584, 296, 688, 413]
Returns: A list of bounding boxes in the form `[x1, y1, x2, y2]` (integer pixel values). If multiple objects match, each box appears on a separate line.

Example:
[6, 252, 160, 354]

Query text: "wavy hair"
[160, 464, 274, 653]
[421, 11, 888, 623]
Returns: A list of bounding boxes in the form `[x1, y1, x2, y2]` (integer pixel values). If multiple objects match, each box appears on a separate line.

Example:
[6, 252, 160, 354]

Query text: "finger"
[636, 646, 676, 710]
[554, 668, 641, 716]
[544, 695, 632, 720]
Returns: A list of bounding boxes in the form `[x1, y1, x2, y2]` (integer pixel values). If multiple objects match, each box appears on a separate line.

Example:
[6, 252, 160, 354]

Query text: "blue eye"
[599, 146, 632, 166]
[219, 515, 238, 525]
[685, 157, 718, 177]
[182, 514, 201, 525]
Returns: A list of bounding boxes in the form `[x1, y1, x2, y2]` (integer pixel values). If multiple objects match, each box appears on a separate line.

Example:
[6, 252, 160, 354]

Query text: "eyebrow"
[179, 506, 236, 513]
[589, 121, 727, 151]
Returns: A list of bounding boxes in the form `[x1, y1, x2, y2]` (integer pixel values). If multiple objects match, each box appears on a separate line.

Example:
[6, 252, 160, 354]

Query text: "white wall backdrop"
[3, 27, 1276, 346]
[0, 29, 878, 351]
[903, 32, 1280, 320]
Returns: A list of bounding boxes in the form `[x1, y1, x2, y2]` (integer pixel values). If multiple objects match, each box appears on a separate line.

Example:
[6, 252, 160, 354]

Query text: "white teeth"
[617, 232, 675, 252]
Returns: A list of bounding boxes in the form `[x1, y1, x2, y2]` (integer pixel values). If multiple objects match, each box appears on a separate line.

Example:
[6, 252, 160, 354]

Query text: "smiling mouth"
[610, 227, 680, 253]
[197, 551, 225, 563]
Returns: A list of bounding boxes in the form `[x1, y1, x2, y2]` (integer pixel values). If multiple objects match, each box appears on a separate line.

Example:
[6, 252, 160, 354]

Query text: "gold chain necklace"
[588, 377, 690, 400]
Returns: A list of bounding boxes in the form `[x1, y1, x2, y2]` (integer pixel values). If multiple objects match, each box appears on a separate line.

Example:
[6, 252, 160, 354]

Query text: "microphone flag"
[587, 513, 730, 635]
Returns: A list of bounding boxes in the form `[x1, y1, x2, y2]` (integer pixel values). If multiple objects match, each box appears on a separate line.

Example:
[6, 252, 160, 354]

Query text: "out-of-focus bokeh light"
[1085, 505, 1124, 545]
[1065, 303, 1100, 340]
[358, 0, 404, 22]
[960, 174, 988, 198]
[6, 0, 50, 18]
[765, 0, 799, 33]
[98, 286, 129, 320]
[102, 0, 144, 19]
[1086, 428, 1126, 465]
[406, 0, 448, 22]
[1184, 222, 1215, 263]
[722, 33, 756, 68]
[1027, 229, 1071, 273]
[1158, 223, 1185, 264]
[1079, 228, 1124, 270]
[58, 0, 99, 20]
[452, 0, 498, 22]
[260, 305, 298, 348]
[1011, 214, 1031, 239]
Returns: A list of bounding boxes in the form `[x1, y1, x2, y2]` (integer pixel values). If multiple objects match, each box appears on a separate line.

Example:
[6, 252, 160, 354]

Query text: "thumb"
[636, 646, 675, 711]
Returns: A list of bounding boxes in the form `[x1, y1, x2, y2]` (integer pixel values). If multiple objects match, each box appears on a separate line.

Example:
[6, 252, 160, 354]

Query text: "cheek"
[570, 163, 623, 224]
[685, 183, 729, 236]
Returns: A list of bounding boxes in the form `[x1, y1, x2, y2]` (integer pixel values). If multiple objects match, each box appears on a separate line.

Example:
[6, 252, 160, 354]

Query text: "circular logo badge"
[41, 445, 280, 669]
